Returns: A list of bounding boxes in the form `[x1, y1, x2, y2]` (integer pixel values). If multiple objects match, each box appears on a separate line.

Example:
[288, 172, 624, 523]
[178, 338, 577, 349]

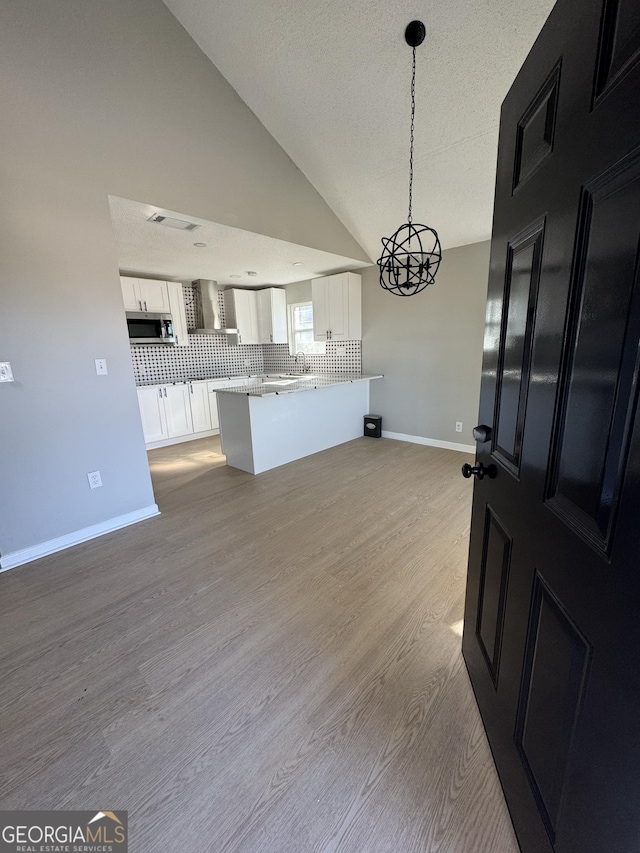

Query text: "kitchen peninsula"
[217, 374, 383, 474]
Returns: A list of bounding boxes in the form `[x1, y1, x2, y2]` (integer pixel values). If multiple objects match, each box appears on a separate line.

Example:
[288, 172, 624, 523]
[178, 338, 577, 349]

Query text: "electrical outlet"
[87, 470, 102, 489]
[336, 346, 346, 357]
[95, 358, 108, 375]
[0, 362, 14, 382]
[455, 422, 463, 433]
[244, 359, 251, 367]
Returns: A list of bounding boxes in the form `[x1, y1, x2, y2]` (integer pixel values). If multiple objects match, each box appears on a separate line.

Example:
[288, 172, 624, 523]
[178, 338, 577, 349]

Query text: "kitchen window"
[288, 302, 326, 355]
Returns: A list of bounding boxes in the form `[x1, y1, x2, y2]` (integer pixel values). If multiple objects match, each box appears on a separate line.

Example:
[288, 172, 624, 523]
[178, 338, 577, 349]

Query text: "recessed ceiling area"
[162, 0, 556, 255]
[108, 196, 370, 286]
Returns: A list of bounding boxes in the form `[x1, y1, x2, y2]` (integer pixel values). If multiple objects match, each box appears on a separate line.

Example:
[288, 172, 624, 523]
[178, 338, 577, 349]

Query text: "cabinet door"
[312, 277, 330, 340]
[255, 289, 287, 344]
[256, 289, 273, 344]
[163, 385, 194, 438]
[137, 386, 168, 443]
[234, 289, 260, 344]
[189, 382, 212, 433]
[167, 281, 189, 346]
[207, 383, 220, 430]
[138, 279, 170, 313]
[327, 273, 350, 340]
[121, 276, 141, 311]
[270, 288, 288, 343]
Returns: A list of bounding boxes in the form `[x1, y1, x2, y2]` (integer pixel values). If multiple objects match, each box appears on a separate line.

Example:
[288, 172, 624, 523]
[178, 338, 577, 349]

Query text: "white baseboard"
[145, 429, 219, 450]
[0, 504, 160, 572]
[382, 430, 475, 454]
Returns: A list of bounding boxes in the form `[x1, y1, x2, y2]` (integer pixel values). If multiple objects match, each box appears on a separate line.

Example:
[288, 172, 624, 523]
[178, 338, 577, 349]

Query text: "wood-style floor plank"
[0, 436, 518, 852]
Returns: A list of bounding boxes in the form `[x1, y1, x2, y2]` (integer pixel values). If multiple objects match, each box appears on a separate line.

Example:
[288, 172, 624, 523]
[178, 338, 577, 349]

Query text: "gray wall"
[362, 241, 490, 446]
[0, 0, 368, 561]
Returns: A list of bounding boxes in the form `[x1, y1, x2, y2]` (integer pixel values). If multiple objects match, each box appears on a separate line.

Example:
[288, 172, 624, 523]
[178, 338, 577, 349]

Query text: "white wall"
[0, 0, 368, 566]
[361, 241, 490, 446]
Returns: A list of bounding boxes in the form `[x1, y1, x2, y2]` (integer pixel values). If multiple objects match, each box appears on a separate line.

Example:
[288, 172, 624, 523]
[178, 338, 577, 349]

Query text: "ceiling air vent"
[148, 213, 200, 232]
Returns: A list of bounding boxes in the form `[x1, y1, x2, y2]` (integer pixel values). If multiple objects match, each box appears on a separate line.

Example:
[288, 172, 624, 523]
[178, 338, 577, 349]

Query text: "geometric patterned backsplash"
[131, 283, 361, 385]
[263, 340, 361, 375]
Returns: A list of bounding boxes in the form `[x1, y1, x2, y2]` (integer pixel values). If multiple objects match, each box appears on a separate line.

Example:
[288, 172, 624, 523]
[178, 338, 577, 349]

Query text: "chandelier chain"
[408, 45, 416, 224]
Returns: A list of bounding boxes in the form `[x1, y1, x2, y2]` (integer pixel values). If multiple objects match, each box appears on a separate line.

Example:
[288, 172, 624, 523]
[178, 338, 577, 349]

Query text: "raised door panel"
[138, 279, 170, 313]
[515, 575, 591, 844]
[513, 63, 561, 192]
[137, 386, 168, 443]
[120, 276, 140, 312]
[189, 383, 212, 433]
[595, 0, 640, 98]
[492, 221, 544, 477]
[312, 277, 329, 340]
[164, 385, 194, 438]
[476, 508, 512, 686]
[546, 151, 640, 553]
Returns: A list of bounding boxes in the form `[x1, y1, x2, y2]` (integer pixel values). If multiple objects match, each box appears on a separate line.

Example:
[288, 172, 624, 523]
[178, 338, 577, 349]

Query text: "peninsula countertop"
[217, 373, 383, 397]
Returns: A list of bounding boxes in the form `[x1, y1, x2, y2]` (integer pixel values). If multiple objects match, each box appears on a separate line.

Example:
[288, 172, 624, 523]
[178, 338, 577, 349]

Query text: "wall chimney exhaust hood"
[190, 279, 238, 335]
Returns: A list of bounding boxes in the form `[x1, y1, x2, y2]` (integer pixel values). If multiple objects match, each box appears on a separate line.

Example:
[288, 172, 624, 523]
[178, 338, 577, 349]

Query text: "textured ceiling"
[162, 0, 555, 258]
[108, 196, 369, 285]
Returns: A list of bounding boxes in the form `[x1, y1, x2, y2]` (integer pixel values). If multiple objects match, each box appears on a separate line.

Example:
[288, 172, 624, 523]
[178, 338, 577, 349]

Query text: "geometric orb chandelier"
[377, 21, 442, 296]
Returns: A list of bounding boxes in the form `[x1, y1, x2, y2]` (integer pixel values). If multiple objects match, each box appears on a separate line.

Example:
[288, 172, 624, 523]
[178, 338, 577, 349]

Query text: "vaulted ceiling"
[162, 0, 556, 259]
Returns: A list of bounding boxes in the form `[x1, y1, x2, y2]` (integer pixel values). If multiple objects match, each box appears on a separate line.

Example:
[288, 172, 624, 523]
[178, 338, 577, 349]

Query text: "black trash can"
[364, 414, 382, 438]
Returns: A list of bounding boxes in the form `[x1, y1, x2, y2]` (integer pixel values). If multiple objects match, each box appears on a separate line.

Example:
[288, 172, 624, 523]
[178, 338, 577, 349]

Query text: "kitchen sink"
[262, 378, 298, 386]
[276, 374, 317, 380]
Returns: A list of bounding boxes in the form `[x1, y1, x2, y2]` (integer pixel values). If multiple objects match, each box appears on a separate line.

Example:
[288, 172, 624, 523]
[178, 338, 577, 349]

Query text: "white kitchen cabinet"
[189, 382, 212, 433]
[256, 288, 287, 344]
[312, 272, 361, 341]
[163, 384, 193, 438]
[138, 379, 254, 448]
[120, 276, 170, 314]
[121, 277, 141, 312]
[167, 281, 189, 347]
[137, 386, 169, 443]
[223, 288, 260, 344]
[207, 384, 220, 431]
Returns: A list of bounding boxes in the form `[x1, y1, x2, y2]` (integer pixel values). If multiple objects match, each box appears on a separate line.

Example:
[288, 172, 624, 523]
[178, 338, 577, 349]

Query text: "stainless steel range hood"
[190, 279, 238, 335]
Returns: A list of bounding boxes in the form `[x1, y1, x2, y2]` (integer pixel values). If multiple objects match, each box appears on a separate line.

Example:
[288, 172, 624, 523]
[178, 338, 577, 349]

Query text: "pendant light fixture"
[377, 21, 442, 296]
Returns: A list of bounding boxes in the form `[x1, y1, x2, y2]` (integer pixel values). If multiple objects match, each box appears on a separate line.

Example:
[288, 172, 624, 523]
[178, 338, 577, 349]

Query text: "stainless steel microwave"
[126, 311, 176, 345]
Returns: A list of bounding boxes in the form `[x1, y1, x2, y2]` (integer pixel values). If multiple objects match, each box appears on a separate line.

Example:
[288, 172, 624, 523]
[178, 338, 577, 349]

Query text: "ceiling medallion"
[377, 21, 442, 296]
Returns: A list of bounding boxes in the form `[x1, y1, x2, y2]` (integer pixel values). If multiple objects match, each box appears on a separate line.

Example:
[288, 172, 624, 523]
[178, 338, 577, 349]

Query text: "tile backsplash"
[263, 340, 361, 375]
[130, 284, 361, 385]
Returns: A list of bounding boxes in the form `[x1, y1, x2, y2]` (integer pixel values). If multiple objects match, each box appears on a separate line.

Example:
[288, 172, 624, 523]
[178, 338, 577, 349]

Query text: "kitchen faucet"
[295, 351, 310, 373]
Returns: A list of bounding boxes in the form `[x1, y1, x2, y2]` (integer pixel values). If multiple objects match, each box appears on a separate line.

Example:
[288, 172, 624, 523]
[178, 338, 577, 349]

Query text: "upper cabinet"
[166, 281, 189, 347]
[120, 276, 170, 313]
[223, 288, 260, 344]
[256, 288, 287, 344]
[121, 276, 189, 346]
[311, 272, 361, 341]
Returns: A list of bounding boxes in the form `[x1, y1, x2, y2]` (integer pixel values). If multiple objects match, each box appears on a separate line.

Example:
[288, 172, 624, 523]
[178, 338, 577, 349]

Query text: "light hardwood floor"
[0, 437, 519, 853]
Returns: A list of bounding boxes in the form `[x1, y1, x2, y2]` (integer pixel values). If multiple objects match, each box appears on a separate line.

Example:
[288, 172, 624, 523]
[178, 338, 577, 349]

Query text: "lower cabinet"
[137, 385, 169, 443]
[189, 381, 212, 433]
[137, 379, 251, 448]
[163, 385, 194, 438]
[207, 383, 221, 431]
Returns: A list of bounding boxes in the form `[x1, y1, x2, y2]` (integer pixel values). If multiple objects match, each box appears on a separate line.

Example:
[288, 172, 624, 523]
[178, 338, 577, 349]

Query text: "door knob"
[473, 424, 492, 443]
[461, 462, 497, 480]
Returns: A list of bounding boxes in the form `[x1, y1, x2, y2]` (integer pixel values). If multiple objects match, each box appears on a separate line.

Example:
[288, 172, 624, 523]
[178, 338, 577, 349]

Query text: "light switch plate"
[0, 362, 14, 382]
[95, 358, 108, 375]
